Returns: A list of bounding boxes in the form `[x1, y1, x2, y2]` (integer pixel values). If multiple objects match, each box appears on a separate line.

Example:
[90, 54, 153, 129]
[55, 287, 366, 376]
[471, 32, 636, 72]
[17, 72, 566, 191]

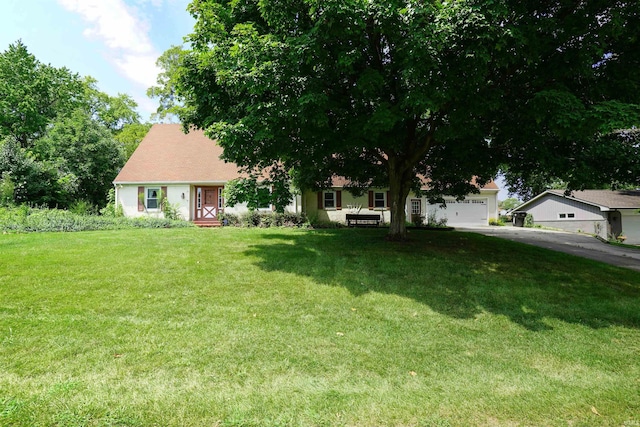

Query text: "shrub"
[232, 211, 307, 228]
[489, 217, 506, 226]
[0, 206, 194, 233]
[69, 200, 98, 216]
[0, 171, 15, 207]
[524, 213, 535, 228]
[218, 212, 240, 226]
[426, 210, 448, 228]
[241, 211, 262, 227]
[100, 189, 124, 218]
[161, 197, 182, 220]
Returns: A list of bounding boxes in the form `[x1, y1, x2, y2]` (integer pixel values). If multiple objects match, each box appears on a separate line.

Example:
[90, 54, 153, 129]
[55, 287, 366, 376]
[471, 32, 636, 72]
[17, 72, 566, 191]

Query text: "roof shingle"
[547, 189, 640, 209]
[114, 124, 241, 184]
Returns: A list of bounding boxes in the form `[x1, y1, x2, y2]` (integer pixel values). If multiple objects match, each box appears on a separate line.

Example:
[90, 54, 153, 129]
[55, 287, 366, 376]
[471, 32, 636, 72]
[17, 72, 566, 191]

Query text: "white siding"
[524, 194, 604, 221]
[222, 194, 302, 216]
[116, 184, 302, 220]
[116, 184, 191, 219]
[520, 194, 608, 238]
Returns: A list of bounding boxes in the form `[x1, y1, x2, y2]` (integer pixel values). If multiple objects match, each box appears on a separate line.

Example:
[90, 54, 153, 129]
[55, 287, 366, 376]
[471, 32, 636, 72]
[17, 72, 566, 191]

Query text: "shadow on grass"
[245, 228, 640, 331]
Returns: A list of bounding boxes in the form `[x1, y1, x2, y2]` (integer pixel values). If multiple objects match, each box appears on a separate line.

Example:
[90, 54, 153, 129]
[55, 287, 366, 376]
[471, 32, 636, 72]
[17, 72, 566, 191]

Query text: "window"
[411, 199, 422, 215]
[257, 187, 271, 209]
[218, 188, 224, 209]
[559, 212, 575, 219]
[374, 192, 385, 209]
[147, 188, 160, 209]
[324, 191, 335, 209]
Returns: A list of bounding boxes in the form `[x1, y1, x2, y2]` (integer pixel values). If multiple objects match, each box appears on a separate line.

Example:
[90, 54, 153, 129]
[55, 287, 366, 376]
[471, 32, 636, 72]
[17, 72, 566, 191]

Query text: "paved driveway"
[457, 226, 640, 272]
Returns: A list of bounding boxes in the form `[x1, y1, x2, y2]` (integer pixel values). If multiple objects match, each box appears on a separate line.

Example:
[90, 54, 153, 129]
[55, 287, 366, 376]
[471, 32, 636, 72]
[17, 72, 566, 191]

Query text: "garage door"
[432, 198, 488, 226]
[622, 214, 640, 244]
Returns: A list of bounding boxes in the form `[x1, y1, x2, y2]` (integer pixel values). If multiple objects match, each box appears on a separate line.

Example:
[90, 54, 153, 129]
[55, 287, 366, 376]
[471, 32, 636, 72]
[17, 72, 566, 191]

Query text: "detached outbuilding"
[513, 189, 640, 244]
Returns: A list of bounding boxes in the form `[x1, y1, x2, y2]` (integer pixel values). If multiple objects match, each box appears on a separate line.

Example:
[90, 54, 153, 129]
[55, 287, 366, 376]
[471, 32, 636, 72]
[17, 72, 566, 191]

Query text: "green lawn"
[1, 227, 639, 426]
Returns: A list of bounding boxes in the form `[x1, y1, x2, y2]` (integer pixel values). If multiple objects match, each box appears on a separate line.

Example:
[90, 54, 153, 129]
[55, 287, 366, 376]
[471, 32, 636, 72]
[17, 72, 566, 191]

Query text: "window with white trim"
[558, 212, 575, 219]
[411, 199, 422, 215]
[374, 192, 386, 209]
[146, 188, 160, 209]
[323, 191, 336, 209]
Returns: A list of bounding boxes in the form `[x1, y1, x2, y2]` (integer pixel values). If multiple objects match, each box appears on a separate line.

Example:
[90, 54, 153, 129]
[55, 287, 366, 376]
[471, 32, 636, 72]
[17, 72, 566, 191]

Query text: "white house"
[114, 124, 499, 226]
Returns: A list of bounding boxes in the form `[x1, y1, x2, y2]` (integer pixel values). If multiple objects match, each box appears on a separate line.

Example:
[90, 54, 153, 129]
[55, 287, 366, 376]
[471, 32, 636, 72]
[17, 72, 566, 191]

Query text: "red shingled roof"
[114, 124, 242, 184]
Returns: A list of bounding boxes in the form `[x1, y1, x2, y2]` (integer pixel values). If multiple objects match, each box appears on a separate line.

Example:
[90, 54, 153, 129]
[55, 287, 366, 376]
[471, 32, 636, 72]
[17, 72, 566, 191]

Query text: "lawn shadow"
[245, 228, 640, 331]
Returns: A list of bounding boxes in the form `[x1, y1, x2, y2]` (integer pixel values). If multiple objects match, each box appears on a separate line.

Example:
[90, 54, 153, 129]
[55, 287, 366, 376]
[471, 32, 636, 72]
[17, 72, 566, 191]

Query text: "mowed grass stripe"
[1, 227, 639, 426]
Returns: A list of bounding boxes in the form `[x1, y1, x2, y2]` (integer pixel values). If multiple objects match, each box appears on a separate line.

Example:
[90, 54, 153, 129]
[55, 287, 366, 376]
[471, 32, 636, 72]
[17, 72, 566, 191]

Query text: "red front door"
[195, 186, 223, 219]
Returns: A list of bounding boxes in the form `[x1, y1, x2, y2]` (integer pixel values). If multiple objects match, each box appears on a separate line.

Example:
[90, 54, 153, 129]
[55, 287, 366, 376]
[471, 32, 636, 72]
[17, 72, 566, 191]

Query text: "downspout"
[114, 184, 119, 212]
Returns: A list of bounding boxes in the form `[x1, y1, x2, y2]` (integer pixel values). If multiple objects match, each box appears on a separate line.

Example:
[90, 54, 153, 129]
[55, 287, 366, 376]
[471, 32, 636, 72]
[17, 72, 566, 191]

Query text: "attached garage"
[430, 198, 490, 226]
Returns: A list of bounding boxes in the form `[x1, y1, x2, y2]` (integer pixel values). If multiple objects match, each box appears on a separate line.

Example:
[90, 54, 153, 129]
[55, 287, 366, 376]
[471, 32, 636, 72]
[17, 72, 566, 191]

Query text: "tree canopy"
[159, 0, 640, 239]
[0, 40, 84, 148]
[0, 41, 149, 209]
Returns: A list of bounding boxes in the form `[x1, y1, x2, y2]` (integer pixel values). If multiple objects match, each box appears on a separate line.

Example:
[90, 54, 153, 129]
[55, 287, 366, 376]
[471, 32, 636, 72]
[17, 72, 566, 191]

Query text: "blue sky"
[0, 0, 194, 120]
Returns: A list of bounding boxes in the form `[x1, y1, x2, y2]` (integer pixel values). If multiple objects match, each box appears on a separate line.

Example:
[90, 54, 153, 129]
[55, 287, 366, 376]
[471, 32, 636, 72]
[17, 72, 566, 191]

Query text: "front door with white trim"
[195, 186, 223, 219]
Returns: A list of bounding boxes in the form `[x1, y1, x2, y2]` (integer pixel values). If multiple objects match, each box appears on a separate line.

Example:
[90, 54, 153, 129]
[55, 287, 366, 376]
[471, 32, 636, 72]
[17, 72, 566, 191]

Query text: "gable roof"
[517, 189, 640, 211]
[547, 189, 640, 209]
[114, 124, 242, 184]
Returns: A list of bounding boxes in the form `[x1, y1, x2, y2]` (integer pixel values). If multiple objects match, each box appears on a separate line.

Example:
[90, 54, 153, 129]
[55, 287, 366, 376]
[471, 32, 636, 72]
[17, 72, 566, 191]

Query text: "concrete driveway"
[457, 226, 640, 272]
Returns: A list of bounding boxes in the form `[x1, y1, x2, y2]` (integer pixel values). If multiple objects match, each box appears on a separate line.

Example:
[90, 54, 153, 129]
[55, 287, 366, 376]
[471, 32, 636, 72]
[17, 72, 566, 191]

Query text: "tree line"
[0, 40, 150, 210]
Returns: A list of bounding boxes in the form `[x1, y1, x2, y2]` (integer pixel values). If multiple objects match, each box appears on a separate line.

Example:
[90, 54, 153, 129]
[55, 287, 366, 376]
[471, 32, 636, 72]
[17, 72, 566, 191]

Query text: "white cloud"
[114, 53, 160, 87]
[57, 0, 160, 88]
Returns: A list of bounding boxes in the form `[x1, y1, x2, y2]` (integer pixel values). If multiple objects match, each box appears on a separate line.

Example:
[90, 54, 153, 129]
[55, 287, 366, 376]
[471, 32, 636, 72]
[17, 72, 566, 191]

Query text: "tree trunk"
[386, 166, 412, 241]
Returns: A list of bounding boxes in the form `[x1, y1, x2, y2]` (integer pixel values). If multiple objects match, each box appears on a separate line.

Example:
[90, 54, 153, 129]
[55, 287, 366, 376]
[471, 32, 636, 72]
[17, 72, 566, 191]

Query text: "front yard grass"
[1, 227, 639, 426]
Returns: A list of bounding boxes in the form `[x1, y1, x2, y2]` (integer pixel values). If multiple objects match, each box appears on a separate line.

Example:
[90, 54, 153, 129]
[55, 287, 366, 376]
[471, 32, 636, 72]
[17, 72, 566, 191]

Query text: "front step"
[194, 219, 222, 228]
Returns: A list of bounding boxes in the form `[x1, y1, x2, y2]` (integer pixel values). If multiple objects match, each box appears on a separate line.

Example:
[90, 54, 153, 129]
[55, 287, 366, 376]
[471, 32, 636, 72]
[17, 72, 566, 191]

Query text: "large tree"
[0, 41, 146, 208]
[0, 41, 84, 148]
[34, 110, 126, 206]
[162, 0, 640, 239]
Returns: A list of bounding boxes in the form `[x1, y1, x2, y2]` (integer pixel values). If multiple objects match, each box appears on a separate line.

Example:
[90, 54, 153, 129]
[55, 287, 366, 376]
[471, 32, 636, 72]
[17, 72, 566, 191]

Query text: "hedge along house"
[513, 189, 640, 243]
[305, 177, 500, 226]
[115, 124, 499, 226]
[113, 124, 301, 226]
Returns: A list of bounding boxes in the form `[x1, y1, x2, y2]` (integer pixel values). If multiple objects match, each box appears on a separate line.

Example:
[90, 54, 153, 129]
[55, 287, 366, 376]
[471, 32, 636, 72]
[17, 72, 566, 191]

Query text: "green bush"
[489, 217, 506, 226]
[0, 206, 194, 233]
[233, 211, 307, 228]
[218, 212, 240, 226]
[524, 213, 535, 228]
[0, 171, 15, 207]
[100, 188, 124, 217]
[69, 200, 98, 216]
